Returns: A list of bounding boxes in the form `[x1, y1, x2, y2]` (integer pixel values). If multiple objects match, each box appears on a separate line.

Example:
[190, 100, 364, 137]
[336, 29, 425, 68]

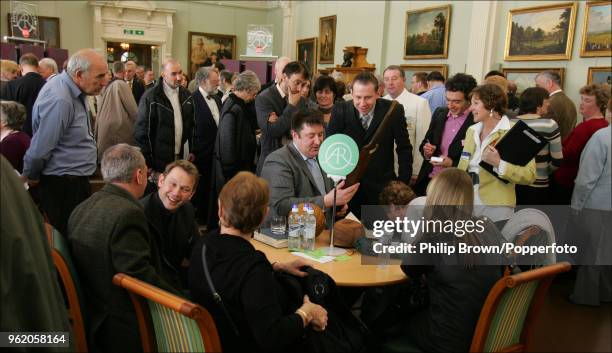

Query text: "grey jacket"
[572, 126, 611, 211]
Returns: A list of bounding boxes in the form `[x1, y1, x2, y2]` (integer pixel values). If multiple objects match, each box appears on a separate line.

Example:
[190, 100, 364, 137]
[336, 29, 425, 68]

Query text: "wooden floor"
[530, 273, 612, 352]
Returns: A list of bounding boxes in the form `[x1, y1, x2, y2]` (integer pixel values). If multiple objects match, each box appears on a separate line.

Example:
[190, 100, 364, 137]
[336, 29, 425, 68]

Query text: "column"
[280, 1, 295, 58]
[465, 1, 501, 80]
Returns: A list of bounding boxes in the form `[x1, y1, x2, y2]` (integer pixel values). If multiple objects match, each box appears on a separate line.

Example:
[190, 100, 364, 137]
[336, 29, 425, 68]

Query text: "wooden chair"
[112, 273, 222, 353]
[45, 223, 89, 352]
[380, 262, 572, 353]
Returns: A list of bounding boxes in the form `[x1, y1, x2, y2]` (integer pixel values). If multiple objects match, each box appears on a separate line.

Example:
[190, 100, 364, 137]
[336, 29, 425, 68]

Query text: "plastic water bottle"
[303, 204, 317, 251]
[288, 205, 301, 251]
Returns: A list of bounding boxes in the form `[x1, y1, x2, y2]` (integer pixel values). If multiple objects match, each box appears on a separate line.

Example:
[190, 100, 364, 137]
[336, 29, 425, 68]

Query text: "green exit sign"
[123, 29, 144, 35]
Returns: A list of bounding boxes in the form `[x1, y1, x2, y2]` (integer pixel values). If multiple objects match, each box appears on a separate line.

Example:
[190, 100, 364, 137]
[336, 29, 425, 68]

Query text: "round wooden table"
[251, 230, 407, 287]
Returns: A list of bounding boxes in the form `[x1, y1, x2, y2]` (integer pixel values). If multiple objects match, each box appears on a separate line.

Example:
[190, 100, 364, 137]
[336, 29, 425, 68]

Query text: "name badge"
[461, 151, 471, 160]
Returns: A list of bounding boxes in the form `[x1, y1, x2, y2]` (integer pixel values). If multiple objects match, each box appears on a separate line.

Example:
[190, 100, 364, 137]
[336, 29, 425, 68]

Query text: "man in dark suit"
[255, 61, 309, 175]
[327, 71, 412, 219]
[125, 60, 146, 104]
[414, 73, 477, 196]
[192, 66, 222, 222]
[261, 108, 359, 224]
[67, 144, 180, 353]
[535, 70, 577, 141]
[0, 53, 46, 136]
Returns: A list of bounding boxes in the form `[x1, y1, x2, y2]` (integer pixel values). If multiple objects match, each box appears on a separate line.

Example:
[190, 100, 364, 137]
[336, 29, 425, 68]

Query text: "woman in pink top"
[0, 101, 31, 173]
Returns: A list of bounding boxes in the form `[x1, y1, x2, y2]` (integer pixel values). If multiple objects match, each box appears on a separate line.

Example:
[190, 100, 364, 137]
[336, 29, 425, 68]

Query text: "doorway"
[106, 41, 160, 76]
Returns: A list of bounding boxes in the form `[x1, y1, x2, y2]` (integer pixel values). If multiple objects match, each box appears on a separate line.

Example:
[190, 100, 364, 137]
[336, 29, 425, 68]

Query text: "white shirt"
[163, 81, 183, 154]
[549, 89, 563, 97]
[198, 86, 220, 126]
[276, 83, 286, 99]
[384, 88, 432, 176]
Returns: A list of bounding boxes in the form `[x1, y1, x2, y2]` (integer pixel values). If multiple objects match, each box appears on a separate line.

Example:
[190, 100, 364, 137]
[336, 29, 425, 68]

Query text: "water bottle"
[303, 204, 317, 251]
[288, 205, 301, 251]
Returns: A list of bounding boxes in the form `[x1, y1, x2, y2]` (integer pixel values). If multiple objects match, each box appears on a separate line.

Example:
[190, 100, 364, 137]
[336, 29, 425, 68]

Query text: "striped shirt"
[513, 114, 563, 187]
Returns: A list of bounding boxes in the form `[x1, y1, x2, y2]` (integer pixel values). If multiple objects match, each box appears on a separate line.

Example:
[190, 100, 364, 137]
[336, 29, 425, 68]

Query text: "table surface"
[251, 230, 407, 287]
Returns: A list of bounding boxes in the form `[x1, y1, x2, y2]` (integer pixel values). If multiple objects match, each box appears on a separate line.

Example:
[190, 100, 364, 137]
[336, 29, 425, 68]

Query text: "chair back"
[45, 223, 89, 352]
[112, 273, 222, 352]
[470, 262, 571, 353]
[501, 208, 557, 265]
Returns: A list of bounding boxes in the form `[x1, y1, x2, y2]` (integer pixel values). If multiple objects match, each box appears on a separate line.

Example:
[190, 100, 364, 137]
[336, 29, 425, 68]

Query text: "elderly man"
[327, 71, 412, 219]
[261, 108, 359, 224]
[259, 56, 290, 93]
[39, 57, 58, 81]
[67, 143, 180, 353]
[0, 53, 46, 136]
[24, 48, 108, 235]
[535, 70, 577, 140]
[192, 66, 221, 222]
[134, 58, 195, 184]
[124, 60, 146, 104]
[383, 65, 431, 185]
[141, 160, 199, 288]
[94, 61, 138, 160]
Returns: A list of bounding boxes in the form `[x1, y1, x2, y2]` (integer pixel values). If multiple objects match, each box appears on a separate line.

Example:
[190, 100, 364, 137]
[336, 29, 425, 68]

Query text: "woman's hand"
[273, 258, 313, 277]
[299, 295, 328, 330]
[481, 145, 501, 167]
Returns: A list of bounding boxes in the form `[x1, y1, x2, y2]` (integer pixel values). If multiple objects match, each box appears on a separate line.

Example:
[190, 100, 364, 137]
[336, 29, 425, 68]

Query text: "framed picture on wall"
[296, 37, 317, 77]
[504, 2, 577, 61]
[580, 1, 611, 57]
[319, 15, 336, 64]
[188, 31, 236, 79]
[502, 68, 565, 94]
[587, 67, 612, 85]
[403, 5, 451, 59]
[400, 64, 448, 90]
[6, 14, 60, 48]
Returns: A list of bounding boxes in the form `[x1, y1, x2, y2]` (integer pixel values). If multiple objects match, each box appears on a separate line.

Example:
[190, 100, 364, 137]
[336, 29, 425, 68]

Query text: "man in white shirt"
[383, 65, 432, 185]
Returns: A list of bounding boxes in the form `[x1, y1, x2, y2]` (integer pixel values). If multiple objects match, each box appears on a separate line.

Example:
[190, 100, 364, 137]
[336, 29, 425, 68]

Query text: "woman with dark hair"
[313, 75, 338, 124]
[513, 87, 563, 205]
[458, 84, 536, 224]
[190, 172, 328, 352]
[552, 83, 610, 204]
[0, 101, 30, 173]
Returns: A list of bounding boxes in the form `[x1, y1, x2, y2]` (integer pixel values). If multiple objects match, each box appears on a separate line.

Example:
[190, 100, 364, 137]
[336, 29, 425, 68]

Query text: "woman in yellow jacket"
[457, 84, 536, 223]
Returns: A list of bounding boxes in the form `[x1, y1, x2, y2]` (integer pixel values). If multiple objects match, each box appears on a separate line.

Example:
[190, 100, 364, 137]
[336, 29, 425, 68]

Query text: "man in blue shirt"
[24, 48, 109, 235]
[421, 71, 447, 114]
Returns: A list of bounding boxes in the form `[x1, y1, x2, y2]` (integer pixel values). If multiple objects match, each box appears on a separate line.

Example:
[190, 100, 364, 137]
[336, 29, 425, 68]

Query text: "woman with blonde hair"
[0, 59, 19, 91]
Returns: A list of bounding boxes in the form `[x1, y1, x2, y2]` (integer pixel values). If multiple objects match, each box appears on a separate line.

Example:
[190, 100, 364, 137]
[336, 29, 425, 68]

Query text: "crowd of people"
[1, 48, 610, 353]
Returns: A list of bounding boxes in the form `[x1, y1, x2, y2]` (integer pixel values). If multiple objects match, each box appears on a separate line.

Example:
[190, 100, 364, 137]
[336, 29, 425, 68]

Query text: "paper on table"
[292, 251, 334, 264]
[345, 212, 360, 223]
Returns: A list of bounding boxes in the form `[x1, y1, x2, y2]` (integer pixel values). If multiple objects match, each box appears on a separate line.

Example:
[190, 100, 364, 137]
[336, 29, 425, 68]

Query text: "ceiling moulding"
[90, 1, 176, 14]
[190, 1, 282, 10]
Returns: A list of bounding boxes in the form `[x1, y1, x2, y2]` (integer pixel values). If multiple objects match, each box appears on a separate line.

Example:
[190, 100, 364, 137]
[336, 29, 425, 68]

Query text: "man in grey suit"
[261, 109, 359, 223]
[255, 61, 310, 175]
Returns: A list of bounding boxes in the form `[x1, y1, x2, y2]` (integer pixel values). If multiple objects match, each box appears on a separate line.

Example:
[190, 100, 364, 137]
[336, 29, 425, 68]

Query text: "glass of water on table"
[271, 216, 287, 234]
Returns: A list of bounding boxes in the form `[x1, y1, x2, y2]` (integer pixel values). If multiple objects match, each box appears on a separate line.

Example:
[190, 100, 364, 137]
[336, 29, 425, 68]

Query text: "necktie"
[361, 113, 371, 130]
[128, 81, 133, 89]
[307, 158, 326, 196]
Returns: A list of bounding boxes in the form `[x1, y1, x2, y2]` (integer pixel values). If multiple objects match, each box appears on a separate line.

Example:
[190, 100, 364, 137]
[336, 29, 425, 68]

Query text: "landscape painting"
[587, 67, 612, 85]
[580, 1, 611, 57]
[404, 5, 451, 59]
[502, 68, 565, 94]
[504, 2, 577, 61]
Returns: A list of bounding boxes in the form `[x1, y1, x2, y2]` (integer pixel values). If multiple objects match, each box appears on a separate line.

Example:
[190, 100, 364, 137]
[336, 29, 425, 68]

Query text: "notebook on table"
[254, 228, 288, 248]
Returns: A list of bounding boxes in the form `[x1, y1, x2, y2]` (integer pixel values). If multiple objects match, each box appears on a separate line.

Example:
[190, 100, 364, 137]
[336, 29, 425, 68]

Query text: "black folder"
[479, 119, 547, 183]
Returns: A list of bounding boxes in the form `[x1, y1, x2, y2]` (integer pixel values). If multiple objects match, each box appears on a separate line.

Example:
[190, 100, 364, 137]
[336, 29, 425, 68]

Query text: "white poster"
[246, 25, 274, 56]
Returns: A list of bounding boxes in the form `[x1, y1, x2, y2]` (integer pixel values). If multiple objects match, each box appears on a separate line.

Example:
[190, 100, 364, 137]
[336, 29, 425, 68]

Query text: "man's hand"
[26, 179, 39, 187]
[335, 204, 349, 217]
[287, 89, 301, 106]
[273, 258, 313, 277]
[409, 175, 418, 186]
[188, 153, 196, 162]
[268, 112, 278, 123]
[323, 181, 359, 208]
[423, 142, 436, 159]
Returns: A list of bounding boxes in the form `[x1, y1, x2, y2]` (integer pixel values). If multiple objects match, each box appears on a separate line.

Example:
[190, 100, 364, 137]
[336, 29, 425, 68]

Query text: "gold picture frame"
[318, 15, 336, 64]
[587, 66, 612, 85]
[502, 68, 566, 94]
[504, 2, 577, 61]
[188, 31, 236, 79]
[403, 5, 451, 59]
[580, 1, 612, 57]
[296, 37, 317, 77]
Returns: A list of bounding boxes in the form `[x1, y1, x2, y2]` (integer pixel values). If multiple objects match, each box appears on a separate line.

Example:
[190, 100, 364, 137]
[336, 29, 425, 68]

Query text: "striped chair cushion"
[483, 280, 539, 352]
[148, 300, 206, 352]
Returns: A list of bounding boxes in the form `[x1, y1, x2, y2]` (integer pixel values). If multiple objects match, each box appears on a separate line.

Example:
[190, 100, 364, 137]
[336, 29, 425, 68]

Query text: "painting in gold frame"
[188, 31, 236, 79]
[580, 1, 612, 57]
[587, 67, 612, 85]
[504, 2, 577, 61]
[502, 68, 565, 94]
[296, 37, 317, 77]
[400, 64, 448, 91]
[318, 15, 336, 64]
[403, 5, 451, 59]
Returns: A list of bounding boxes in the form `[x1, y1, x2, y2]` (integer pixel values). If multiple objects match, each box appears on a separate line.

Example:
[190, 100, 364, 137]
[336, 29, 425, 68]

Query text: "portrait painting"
[587, 67, 612, 85]
[580, 1, 611, 57]
[296, 37, 317, 77]
[502, 68, 565, 94]
[188, 31, 236, 78]
[504, 2, 577, 61]
[403, 5, 451, 59]
[319, 15, 336, 64]
[400, 64, 448, 91]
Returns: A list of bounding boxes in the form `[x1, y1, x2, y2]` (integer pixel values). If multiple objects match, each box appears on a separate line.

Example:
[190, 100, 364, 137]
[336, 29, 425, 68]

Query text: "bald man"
[259, 56, 291, 93]
[125, 60, 146, 104]
[134, 58, 195, 184]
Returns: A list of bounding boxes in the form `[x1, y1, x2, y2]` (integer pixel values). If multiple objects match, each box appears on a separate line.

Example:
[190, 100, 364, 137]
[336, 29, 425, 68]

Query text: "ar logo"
[323, 142, 355, 171]
[318, 134, 359, 177]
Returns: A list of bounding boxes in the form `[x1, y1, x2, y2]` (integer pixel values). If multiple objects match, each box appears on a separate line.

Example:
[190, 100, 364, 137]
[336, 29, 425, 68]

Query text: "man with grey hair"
[24, 48, 108, 235]
[95, 61, 138, 160]
[134, 58, 195, 188]
[124, 60, 145, 104]
[38, 57, 58, 81]
[67, 143, 180, 353]
[192, 66, 221, 221]
[535, 70, 577, 140]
